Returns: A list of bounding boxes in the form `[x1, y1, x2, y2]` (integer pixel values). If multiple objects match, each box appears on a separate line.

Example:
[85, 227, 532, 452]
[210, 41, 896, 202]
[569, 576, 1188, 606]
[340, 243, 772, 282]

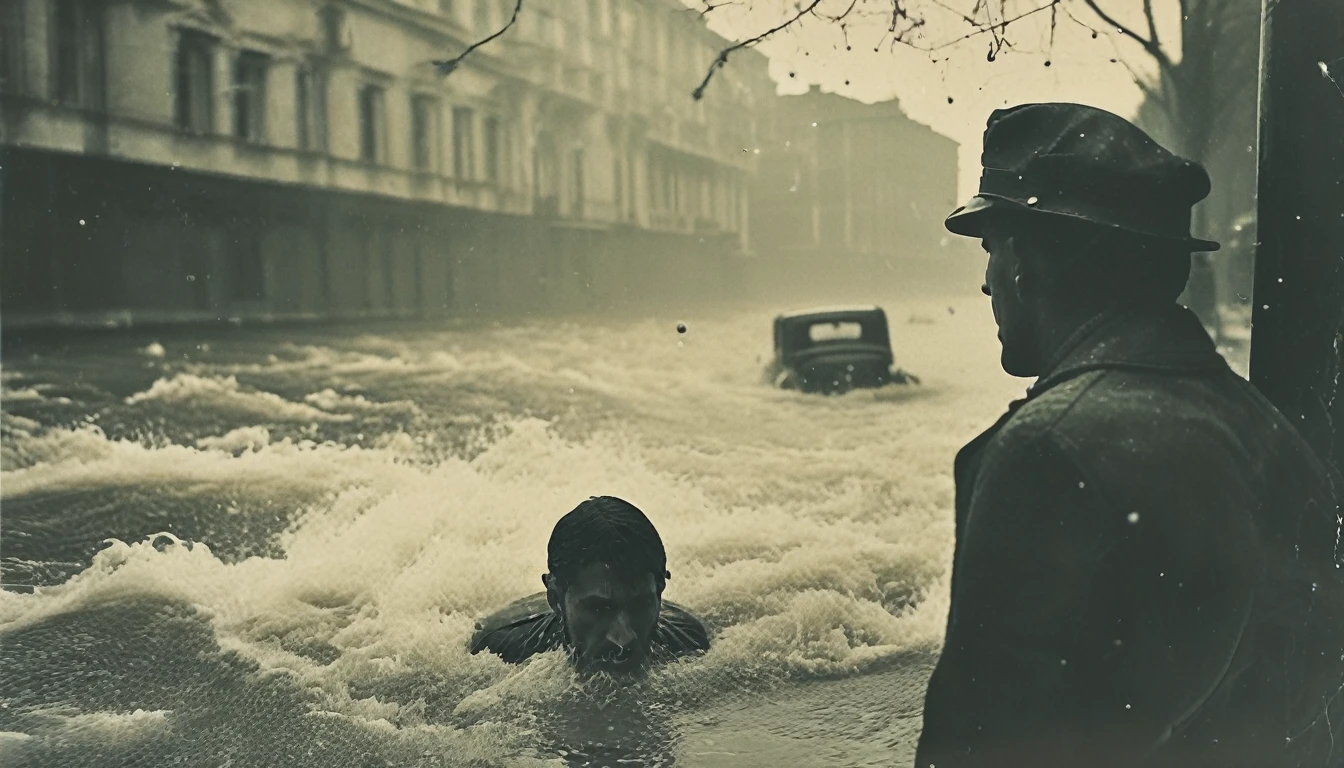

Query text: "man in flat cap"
[916, 103, 1344, 768]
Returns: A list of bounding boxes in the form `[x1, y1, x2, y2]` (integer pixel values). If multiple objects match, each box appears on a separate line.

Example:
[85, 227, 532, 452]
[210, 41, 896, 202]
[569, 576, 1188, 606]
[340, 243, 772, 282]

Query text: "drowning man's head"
[468, 495, 708, 675]
[542, 496, 671, 678]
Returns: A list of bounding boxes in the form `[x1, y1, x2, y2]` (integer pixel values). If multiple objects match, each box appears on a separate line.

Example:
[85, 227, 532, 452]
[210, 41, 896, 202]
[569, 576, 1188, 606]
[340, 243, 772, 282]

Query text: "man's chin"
[1000, 349, 1039, 379]
[577, 657, 648, 680]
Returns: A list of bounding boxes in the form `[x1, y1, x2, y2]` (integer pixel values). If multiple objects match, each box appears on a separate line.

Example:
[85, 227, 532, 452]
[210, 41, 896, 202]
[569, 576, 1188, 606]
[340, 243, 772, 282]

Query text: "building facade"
[0, 0, 771, 327]
[750, 86, 961, 299]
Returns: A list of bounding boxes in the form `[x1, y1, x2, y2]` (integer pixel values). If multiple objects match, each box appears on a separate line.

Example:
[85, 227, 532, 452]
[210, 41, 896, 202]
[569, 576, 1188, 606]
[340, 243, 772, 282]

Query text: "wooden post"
[1248, 0, 1344, 476]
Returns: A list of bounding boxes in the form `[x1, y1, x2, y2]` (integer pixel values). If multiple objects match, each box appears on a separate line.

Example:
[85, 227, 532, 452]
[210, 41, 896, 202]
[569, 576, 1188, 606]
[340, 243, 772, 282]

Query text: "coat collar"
[1026, 303, 1228, 400]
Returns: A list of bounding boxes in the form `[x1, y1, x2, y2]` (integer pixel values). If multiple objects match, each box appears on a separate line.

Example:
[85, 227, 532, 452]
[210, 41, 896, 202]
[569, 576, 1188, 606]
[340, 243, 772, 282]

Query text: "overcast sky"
[684, 0, 1186, 200]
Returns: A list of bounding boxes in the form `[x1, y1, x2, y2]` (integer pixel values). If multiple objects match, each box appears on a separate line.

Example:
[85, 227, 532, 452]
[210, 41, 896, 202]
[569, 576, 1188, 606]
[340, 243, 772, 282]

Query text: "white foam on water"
[2, 420, 118, 470]
[195, 425, 273, 452]
[1, 296, 1024, 763]
[125, 374, 355, 423]
[303, 388, 424, 417]
[2, 387, 45, 402]
[18, 707, 171, 736]
[0, 706, 173, 766]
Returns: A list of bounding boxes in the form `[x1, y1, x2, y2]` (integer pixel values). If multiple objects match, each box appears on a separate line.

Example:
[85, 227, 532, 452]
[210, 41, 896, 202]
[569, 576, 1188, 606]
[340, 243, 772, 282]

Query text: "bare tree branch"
[691, 0, 826, 101]
[928, 0, 981, 28]
[433, 0, 524, 76]
[1142, 0, 1160, 50]
[819, 0, 860, 24]
[921, 1, 1063, 53]
[1080, 0, 1176, 74]
[698, 0, 739, 17]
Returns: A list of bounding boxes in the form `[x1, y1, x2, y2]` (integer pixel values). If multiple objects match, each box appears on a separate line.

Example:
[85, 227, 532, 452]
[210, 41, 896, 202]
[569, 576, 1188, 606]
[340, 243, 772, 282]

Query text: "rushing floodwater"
[1, 294, 1027, 767]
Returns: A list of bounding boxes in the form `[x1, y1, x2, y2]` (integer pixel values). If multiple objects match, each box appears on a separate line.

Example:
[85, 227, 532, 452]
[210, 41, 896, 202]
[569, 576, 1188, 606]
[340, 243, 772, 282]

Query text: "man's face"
[551, 561, 661, 678]
[980, 219, 1042, 377]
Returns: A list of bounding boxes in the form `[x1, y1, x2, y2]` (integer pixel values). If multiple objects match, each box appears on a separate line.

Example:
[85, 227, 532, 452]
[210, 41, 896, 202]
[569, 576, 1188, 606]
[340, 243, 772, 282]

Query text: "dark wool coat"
[915, 304, 1344, 768]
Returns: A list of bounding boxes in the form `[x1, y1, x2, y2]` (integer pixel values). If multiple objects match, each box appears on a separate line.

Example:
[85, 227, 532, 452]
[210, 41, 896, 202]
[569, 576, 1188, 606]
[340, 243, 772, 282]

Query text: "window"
[175, 30, 215, 132]
[484, 116, 500, 183]
[572, 148, 585, 218]
[296, 67, 328, 151]
[0, 0, 23, 93]
[230, 229, 266, 302]
[53, 0, 105, 108]
[452, 107, 475, 179]
[321, 6, 347, 53]
[296, 69, 310, 149]
[648, 162, 657, 212]
[233, 51, 268, 144]
[359, 84, 385, 163]
[412, 95, 438, 171]
[626, 158, 636, 220]
[808, 322, 864, 343]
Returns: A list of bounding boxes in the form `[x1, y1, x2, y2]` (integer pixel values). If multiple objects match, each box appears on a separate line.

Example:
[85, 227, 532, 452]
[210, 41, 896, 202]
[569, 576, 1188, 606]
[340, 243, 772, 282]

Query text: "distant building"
[751, 85, 960, 298]
[0, 0, 771, 327]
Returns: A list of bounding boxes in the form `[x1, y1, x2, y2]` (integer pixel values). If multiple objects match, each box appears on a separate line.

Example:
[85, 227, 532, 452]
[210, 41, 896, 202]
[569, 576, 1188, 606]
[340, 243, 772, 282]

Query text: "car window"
[808, 322, 864, 342]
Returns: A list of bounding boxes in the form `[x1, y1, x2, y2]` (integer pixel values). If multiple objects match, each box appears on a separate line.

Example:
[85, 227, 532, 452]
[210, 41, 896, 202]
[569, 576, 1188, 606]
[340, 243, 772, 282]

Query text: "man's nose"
[606, 613, 636, 649]
[981, 283, 991, 297]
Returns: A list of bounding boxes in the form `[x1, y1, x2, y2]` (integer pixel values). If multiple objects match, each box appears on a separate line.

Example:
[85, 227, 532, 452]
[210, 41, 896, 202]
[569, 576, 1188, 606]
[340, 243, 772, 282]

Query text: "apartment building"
[751, 86, 961, 297]
[0, 0, 771, 325]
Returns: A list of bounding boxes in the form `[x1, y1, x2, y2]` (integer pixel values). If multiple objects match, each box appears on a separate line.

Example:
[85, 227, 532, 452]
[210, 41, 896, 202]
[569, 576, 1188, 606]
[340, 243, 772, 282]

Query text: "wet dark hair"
[1010, 213, 1193, 306]
[546, 496, 670, 591]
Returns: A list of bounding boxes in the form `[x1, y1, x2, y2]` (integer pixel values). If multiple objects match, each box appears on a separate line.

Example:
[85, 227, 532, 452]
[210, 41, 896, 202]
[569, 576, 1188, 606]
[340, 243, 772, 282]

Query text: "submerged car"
[766, 306, 919, 394]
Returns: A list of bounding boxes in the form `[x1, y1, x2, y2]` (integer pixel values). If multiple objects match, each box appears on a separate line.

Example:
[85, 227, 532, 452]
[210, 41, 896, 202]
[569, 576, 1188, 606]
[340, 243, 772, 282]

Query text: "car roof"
[775, 305, 886, 323]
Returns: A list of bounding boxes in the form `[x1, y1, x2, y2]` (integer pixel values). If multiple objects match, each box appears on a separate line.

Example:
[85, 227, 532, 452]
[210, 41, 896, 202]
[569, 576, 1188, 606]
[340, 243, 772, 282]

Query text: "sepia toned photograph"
[1, 0, 1341, 766]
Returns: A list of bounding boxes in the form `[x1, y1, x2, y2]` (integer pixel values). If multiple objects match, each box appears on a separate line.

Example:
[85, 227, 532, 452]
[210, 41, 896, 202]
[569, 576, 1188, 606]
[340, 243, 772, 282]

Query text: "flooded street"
[1, 294, 1024, 766]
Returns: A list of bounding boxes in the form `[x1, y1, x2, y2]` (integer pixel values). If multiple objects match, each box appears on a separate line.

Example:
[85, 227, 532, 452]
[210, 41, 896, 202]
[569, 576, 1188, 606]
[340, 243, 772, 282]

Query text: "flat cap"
[946, 102, 1219, 251]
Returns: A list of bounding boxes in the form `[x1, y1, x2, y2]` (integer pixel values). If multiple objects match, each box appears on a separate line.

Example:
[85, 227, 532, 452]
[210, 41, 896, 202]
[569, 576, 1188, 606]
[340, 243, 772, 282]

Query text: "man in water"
[470, 496, 709, 678]
[917, 102, 1344, 767]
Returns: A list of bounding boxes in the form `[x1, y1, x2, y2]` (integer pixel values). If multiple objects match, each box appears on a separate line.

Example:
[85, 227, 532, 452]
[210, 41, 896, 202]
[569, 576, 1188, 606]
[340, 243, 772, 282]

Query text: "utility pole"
[1248, 0, 1344, 477]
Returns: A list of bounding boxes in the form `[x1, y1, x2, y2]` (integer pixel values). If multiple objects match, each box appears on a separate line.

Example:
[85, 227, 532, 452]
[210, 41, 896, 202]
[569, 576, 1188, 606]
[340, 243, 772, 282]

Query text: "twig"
[699, 0, 736, 16]
[432, 0, 524, 76]
[1080, 0, 1175, 73]
[917, 1, 1063, 54]
[929, 0, 980, 28]
[1142, 0, 1160, 51]
[692, 0, 826, 101]
[819, 0, 860, 24]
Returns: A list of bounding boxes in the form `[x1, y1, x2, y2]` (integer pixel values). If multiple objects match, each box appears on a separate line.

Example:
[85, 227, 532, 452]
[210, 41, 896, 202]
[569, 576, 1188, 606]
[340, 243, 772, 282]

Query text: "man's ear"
[544, 573, 562, 614]
[1007, 238, 1032, 301]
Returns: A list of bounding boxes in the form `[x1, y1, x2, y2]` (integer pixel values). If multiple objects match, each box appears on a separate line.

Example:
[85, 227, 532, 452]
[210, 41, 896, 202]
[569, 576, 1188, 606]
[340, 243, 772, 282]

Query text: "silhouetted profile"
[470, 496, 709, 678]
[917, 102, 1344, 768]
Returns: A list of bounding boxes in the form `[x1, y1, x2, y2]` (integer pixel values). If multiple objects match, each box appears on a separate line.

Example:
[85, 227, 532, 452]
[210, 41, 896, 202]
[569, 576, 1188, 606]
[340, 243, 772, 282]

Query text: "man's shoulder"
[1008, 366, 1251, 445]
[469, 592, 564, 663]
[656, 600, 711, 658]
